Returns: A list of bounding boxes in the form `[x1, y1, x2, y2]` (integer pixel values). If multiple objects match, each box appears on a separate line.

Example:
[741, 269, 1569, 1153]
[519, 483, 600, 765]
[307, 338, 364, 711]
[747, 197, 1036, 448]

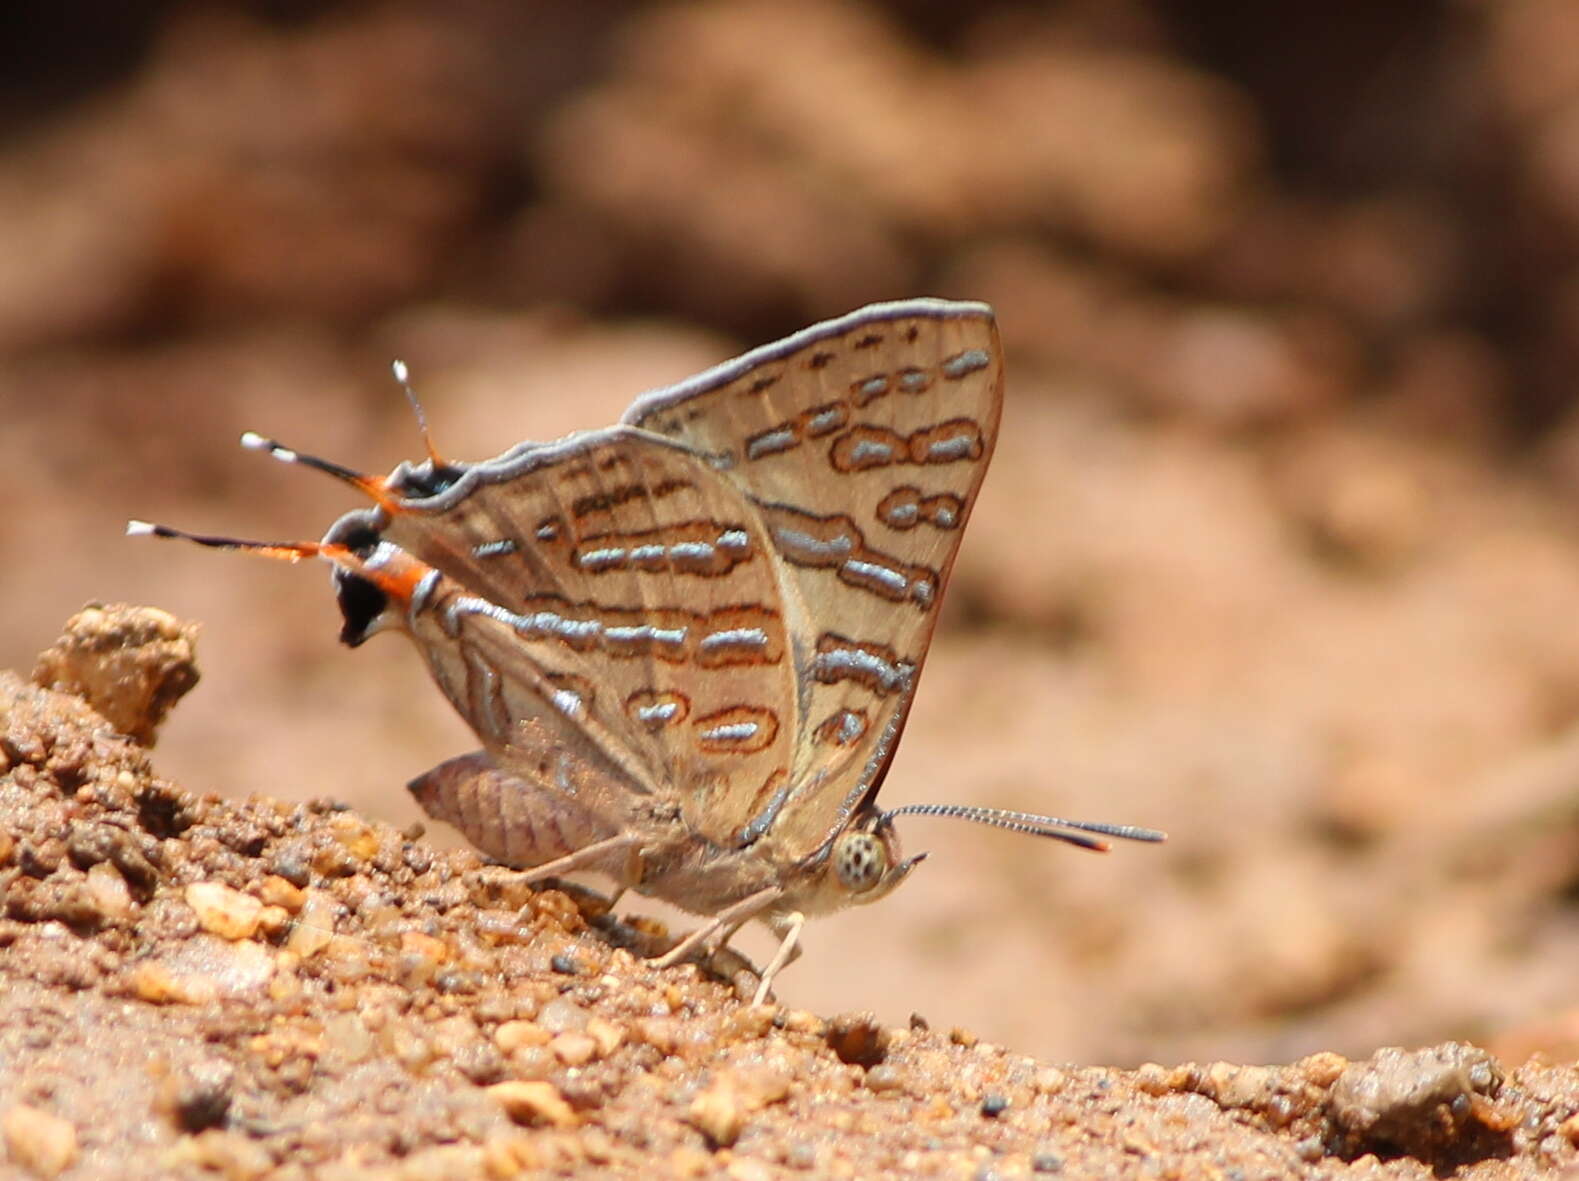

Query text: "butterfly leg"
[651, 884, 783, 971]
[752, 911, 805, 1005]
[515, 831, 645, 884]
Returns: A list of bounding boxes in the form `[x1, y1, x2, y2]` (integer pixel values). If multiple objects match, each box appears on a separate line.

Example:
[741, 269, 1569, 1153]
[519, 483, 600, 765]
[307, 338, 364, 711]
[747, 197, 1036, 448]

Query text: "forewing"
[377, 429, 802, 846]
[622, 300, 1003, 856]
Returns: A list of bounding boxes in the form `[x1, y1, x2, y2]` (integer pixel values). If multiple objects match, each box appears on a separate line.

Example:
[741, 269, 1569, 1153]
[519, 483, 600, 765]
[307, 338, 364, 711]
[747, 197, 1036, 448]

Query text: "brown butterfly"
[131, 299, 1163, 1001]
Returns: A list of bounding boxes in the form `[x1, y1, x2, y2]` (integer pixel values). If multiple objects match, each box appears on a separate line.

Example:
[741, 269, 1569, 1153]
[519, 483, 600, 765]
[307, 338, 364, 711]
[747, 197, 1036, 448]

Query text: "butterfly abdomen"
[407, 751, 615, 871]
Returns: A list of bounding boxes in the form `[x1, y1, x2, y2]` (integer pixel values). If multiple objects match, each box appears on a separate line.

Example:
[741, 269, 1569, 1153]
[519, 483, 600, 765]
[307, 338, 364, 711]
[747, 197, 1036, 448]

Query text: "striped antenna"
[880, 802, 1166, 853]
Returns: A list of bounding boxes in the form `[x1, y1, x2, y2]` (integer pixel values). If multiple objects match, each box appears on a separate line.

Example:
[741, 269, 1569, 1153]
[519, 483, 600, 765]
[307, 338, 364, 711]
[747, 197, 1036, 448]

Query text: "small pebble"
[826, 1011, 889, 1067]
[688, 1081, 745, 1148]
[167, 1059, 235, 1132]
[488, 1080, 578, 1129]
[1295, 1135, 1325, 1161]
[864, 1065, 904, 1093]
[550, 1032, 598, 1066]
[257, 874, 305, 912]
[586, 1016, 625, 1057]
[84, 862, 133, 920]
[551, 953, 580, 975]
[184, 882, 264, 940]
[981, 1093, 1010, 1117]
[2, 1105, 78, 1178]
[495, 1020, 552, 1053]
[538, 997, 590, 1034]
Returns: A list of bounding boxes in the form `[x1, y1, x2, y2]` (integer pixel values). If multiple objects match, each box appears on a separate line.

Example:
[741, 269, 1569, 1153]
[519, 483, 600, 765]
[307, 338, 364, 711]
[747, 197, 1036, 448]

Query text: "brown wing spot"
[853, 332, 884, 350]
[904, 324, 920, 343]
[693, 705, 780, 755]
[812, 634, 912, 695]
[570, 476, 698, 525]
[815, 708, 868, 746]
[596, 450, 635, 472]
[808, 351, 836, 370]
[652, 477, 694, 499]
[910, 419, 984, 464]
[831, 426, 904, 472]
[626, 689, 690, 731]
[748, 374, 780, 395]
[570, 483, 648, 518]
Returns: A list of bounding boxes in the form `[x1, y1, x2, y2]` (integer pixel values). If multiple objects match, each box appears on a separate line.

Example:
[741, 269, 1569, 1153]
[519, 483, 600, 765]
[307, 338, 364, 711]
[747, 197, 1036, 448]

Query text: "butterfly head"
[817, 808, 927, 912]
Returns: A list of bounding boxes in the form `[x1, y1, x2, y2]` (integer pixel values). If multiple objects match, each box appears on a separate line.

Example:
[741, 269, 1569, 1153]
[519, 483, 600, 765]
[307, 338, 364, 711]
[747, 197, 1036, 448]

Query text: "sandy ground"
[4, 609, 1579, 1179]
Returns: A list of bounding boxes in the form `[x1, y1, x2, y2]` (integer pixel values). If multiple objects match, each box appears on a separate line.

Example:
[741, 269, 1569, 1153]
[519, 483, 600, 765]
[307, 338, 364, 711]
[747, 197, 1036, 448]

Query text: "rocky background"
[7, 0, 1579, 1106]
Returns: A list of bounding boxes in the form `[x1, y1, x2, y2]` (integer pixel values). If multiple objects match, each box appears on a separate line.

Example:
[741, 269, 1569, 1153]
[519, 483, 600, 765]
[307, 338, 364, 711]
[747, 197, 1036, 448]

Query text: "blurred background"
[6, 0, 1579, 1067]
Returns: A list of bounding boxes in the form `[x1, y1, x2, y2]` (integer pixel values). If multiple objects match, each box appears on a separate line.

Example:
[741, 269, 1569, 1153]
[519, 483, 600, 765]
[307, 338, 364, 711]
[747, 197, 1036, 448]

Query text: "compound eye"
[834, 831, 887, 893]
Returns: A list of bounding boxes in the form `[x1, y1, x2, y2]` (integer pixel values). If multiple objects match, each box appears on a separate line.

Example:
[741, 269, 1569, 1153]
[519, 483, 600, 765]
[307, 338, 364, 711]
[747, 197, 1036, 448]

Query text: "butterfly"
[131, 299, 1163, 1002]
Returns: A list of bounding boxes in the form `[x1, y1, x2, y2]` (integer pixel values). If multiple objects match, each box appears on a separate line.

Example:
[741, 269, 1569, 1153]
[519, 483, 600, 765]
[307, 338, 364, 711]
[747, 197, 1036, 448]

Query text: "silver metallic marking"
[814, 646, 911, 693]
[837, 711, 865, 742]
[629, 544, 666, 563]
[409, 568, 442, 616]
[736, 778, 795, 847]
[775, 526, 853, 561]
[604, 623, 687, 650]
[551, 689, 585, 718]
[747, 428, 798, 460]
[859, 377, 888, 399]
[934, 505, 957, 527]
[553, 751, 578, 795]
[363, 541, 401, 570]
[700, 627, 769, 654]
[536, 523, 559, 541]
[942, 348, 991, 378]
[652, 626, 688, 648]
[578, 547, 626, 570]
[842, 558, 909, 595]
[806, 408, 845, 433]
[636, 701, 681, 725]
[849, 439, 894, 464]
[898, 369, 929, 391]
[670, 541, 714, 562]
[926, 434, 975, 461]
[911, 578, 935, 607]
[887, 503, 919, 526]
[701, 721, 760, 744]
[717, 529, 751, 553]
[472, 539, 517, 558]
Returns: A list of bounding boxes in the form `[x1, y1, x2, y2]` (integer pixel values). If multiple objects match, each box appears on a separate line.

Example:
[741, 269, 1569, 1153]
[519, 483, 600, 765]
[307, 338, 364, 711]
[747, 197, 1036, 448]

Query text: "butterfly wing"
[361, 428, 805, 849]
[622, 299, 1003, 859]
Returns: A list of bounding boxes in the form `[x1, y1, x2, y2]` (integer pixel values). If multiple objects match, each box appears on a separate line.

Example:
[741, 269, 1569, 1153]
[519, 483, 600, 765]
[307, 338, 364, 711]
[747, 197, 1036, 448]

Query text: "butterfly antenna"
[126, 520, 324, 564]
[881, 803, 1166, 853]
[392, 359, 447, 467]
[238, 431, 399, 511]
